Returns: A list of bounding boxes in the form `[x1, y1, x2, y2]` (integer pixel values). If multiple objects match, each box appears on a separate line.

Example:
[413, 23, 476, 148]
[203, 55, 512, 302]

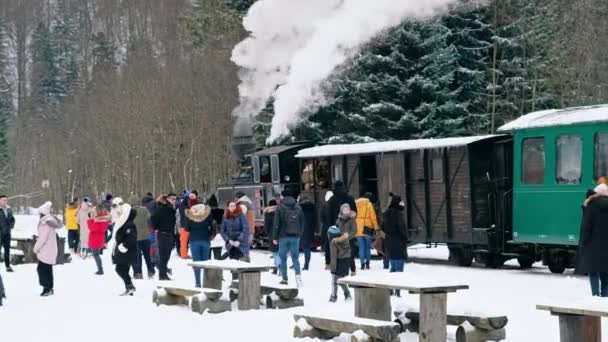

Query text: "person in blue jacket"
[221, 201, 249, 261]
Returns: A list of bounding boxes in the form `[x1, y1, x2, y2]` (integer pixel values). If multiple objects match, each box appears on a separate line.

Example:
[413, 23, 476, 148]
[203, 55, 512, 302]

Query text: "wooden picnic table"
[537, 300, 608, 342]
[188, 260, 275, 311]
[339, 273, 468, 342]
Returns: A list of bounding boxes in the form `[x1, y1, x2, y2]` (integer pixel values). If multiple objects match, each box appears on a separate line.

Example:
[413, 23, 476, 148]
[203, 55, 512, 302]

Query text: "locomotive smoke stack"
[232, 116, 256, 160]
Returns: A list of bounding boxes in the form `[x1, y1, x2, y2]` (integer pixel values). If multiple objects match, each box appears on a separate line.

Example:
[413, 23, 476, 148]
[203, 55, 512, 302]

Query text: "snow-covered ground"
[0, 216, 606, 341]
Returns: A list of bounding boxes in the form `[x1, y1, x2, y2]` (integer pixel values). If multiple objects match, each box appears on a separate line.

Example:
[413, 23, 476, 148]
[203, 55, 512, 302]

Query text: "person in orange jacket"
[355, 192, 379, 270]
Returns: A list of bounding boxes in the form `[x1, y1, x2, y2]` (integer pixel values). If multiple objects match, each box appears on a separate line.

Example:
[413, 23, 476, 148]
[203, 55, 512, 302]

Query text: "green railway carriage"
[498, 104, 608, 273]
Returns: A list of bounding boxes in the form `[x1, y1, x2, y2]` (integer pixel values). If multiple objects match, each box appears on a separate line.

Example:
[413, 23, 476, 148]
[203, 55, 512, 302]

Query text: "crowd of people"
[0, 176, 606, 307]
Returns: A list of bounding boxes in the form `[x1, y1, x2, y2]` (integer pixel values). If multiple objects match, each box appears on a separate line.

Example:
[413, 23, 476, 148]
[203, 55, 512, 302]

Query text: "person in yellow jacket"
[355, 193, 379, 270]
[65, 200, 80, 254]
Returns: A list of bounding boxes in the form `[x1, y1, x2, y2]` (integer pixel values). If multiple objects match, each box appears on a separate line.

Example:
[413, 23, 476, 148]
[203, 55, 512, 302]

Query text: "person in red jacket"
[88, 204, 111, 275]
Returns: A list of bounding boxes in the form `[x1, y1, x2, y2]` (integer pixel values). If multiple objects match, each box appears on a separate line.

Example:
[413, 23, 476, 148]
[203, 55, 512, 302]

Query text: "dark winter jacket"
[185, 206, 213, 242]
[113, 209, 138, 265]
[142, 195, 157, 215]
[273, 196, 305, 240]
[132, 205, 150, 241]
[382, 200, 409, 260]
[264, 205, 278, 252]
[102, 199, 112, 213]
[0, 207, 15, 236]
[300, 199, 316, 245]
[575, 197, 608, 274]
[334, 212, 356, 255]
[221, 207, 249, 257]
[150, 201, 177, 234]
[327, 187, 357, 226]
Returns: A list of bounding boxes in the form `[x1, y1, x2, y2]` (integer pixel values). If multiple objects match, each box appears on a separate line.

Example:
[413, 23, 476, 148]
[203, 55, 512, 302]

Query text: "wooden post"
[558, 314, 601, 342]
[238, 271, 261, 310]
[354, 287, 392, 321]
[419, 292, 447, 342]
[203, 268, 223, 290]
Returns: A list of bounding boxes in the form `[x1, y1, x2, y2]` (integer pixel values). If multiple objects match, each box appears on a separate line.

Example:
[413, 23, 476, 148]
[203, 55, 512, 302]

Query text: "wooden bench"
[153, 284, 230, 314]
[294, 312, 401, 342]
[229, 278, 303, 309]
[394, 310, 507, 342]
[537, 301, 608, 342]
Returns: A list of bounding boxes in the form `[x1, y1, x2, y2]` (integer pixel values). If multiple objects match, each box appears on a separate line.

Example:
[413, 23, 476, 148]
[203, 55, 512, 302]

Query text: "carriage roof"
[295, 135, 500, 159]
[498, 104, 608, 132]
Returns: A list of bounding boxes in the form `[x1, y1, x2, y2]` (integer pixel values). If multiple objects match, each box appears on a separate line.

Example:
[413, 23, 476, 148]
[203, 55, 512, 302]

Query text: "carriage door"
[359, 155, 378, 200]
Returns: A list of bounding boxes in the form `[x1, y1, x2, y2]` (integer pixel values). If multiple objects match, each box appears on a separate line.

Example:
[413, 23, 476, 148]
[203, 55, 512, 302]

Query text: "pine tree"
[31, 22, 63, 111]
[53, 0, 81, 95]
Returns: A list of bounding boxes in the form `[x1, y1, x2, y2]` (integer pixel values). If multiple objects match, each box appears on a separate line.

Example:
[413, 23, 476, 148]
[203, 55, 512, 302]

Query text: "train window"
[317, 159, 331, 189]
[271, 155, 280, 183]
[596, 132, 608, 179]
[259, 156, 271, 183]
[556, 135, 582, 184]
[522, 137, 545, 184]
[430, 157, 443, 181]
[252, 156, 260, 183]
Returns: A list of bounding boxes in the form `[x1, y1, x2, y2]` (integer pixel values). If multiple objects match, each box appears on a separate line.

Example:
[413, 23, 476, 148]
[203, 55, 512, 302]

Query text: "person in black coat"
[0, 195, 16, 272]
[207, 194, 224, 260]
[575, 184, 608, 297]
[299, 196, 316, 271]
[321, 191, 334, 269]
[113, 207, 138, 296]
[264, 200, 280, 275]
[150, 193, 177, 281]
[382, 194, 408, 270]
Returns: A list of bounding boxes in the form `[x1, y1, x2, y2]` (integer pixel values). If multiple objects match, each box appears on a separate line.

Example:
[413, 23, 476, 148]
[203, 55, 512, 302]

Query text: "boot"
[95, 270, 104, 275]
[329, 295, 337, 303]
[120, 286, 136, 296]
[159, 274, 172, 281]
[272, 269, 278, 275]
[280, 278, 288, 285]
[303, 264, 309, 271]
[148, 272, 156, 279]
[6, 266, 13, 272]
[41, 289, 54, 297]
[365, 261, 370, 270]
[133, 273, 143, 280]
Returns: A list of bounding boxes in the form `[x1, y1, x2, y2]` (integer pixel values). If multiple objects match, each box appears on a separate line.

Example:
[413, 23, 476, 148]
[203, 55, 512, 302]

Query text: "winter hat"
[38, 201, 52, 216]
[325, 191, 334, 202]
[113, 203, 132, 232]
[268, 199, 277, 206]
[340, 203, 352, 214]
[105, 194, 113, 201]
[389, 193, 404, 209]
[327, 225, 341, 235]
[334, 180, 344, 190]
[186, 204, 210, 223]
[594, 183, 608, 196]
[83, 196, 91, 203]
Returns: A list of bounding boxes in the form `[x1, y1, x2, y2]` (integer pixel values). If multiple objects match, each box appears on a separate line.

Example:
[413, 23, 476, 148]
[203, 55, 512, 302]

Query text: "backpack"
[283, 206, 301, 236]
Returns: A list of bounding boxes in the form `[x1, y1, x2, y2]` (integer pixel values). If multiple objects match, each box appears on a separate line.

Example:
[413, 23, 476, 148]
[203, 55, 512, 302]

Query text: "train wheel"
[548, 262, 566, 274]
[478, 253, 504, 269]
[449, 247, 473, 267]
[517, 256, 535, 269]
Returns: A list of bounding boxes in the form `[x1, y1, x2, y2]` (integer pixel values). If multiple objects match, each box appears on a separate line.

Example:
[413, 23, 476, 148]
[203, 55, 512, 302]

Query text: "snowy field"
[0, 216, 606, 341]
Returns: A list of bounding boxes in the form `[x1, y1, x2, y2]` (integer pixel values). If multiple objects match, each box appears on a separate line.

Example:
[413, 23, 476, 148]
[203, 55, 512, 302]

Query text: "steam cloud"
[231, 0, 464, 142]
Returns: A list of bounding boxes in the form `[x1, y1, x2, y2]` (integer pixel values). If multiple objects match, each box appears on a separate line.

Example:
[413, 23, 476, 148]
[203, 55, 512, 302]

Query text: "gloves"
[233, 241, 240, 248]
[118, 244, 128, 253]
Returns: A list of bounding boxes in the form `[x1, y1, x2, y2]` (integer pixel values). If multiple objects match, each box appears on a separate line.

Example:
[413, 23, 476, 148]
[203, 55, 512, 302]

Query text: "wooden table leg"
[558, 314, 601, 342]
[238, 271, 261, 310]
[419, 292, 447, 342]
[203, 268, 223, 290]
[354, 287, 392, 321]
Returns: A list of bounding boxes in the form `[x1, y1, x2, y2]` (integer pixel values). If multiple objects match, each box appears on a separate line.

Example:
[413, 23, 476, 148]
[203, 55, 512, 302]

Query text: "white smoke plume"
[231, 0, 465, 142]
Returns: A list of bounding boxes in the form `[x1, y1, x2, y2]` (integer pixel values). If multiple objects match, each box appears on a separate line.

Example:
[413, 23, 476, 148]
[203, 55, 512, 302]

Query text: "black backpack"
[283, 206, 301, 236]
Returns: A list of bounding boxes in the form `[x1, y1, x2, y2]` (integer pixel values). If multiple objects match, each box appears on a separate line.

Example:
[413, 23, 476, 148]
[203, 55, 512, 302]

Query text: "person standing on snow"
[208, 194, 225, 260]
[235, 191, 255, 243]
[102, 194, 114, 243]
[327, 181, 358, 275]
[0, 233, 6, 305]
[185, 204, 214, 288]
[576, 184, 608, 297]
[65, 199, 79, 254]
[299, 196, 315, 271]
[221, 201, 249, 261]
[132, 197, 155, 279]
[382, 193, 408, 297]
[33, 202, 61, 297]
[355, 192, 379, 270]
[272, 190, 305, 287]
[329, 203, 356, 302]
[87, 204, 111, 275]
[321, 191, 334, 270]
[150, 193, 177, 281]
[112, 203, 137, 296]
[179, 191, 200, 259]
[76, 197, 94, 258]
[264, 199, 280, 275]
[0, 195, 15, 273]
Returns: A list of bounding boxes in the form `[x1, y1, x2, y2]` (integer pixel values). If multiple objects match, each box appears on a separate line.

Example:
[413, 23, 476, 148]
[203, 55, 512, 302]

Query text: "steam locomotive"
[217, 105, 608, 273]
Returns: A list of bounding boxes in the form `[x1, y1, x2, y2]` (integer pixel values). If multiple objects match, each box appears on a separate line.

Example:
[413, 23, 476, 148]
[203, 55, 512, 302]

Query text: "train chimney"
[232, 116, 256, 160]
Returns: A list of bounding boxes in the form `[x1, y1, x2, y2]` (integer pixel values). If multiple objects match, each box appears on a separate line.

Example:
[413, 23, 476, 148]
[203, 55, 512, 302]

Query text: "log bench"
[394, 310, 507, 342]
[293, 312, 401, 342]
[537, 301, 608, 342]
[229, 279, 304, 309]
[153, 285, 230, 314]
